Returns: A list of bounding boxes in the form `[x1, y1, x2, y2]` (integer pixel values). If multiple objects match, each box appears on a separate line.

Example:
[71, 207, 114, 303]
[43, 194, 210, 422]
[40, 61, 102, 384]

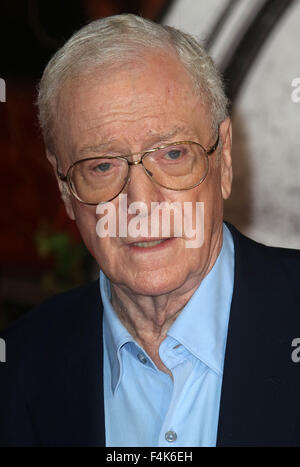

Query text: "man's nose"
[123, 163, 163, 208]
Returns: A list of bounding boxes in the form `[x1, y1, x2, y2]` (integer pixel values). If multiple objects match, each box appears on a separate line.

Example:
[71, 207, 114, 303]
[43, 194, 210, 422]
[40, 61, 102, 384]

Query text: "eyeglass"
[57, 131, 219, 205]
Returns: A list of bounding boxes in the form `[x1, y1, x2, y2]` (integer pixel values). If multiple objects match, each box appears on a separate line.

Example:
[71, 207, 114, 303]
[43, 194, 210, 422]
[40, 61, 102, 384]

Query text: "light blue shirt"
[101, 224, 234, 447]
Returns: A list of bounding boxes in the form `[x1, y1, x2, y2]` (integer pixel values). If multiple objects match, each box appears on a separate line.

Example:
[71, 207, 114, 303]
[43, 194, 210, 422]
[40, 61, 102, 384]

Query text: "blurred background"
[1, 0, 299, 329]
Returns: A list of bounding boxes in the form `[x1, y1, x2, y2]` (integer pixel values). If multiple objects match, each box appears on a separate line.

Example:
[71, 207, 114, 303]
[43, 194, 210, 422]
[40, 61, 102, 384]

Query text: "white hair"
[37, 14, 228, 153]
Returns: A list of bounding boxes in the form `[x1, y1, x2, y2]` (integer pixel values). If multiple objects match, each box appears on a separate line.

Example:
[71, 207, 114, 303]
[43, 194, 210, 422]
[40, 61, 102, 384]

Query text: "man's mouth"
[131, 239, 166, 248]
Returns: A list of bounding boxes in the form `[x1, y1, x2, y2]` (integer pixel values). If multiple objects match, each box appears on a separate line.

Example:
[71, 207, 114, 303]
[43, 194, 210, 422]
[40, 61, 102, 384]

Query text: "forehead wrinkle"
[73, 124, 192, 160]
[145, 126, 192, 146]
[76, 139, 117, 157]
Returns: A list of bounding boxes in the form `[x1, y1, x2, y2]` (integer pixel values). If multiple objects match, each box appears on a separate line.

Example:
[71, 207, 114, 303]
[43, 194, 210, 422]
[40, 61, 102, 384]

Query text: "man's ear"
[46, 149, 76, 220]
[219, 117, 233, 200]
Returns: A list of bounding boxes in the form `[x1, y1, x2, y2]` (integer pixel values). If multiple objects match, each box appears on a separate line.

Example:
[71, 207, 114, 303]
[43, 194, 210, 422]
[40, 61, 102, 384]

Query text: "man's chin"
[123, 271, 187, 297]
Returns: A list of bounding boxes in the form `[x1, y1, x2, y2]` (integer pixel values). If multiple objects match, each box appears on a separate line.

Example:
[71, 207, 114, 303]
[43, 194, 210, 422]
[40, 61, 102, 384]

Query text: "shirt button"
[137, 353, 147, 364]
[165, 430, 177, 442]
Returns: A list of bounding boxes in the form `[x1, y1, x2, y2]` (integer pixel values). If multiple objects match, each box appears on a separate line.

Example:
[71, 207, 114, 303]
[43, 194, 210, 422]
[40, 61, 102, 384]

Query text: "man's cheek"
[184, 201, 205, 249]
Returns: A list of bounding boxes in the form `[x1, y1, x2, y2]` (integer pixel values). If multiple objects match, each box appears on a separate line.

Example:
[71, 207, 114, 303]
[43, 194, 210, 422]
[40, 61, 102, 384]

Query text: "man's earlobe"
[46, 149, 76, 220]
[219, 117, 233, 200]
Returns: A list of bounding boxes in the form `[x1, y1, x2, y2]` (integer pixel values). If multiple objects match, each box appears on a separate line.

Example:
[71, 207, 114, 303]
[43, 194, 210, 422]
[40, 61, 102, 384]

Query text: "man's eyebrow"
[77, 141, 115, 157]
[145, 127, 189, 146]
[75, 127, 188, 157]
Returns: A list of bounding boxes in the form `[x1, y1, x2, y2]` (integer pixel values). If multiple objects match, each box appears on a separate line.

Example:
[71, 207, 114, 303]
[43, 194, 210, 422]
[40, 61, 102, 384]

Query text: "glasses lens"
[143, 143, 208, 190]
[69, 157, 128, 204]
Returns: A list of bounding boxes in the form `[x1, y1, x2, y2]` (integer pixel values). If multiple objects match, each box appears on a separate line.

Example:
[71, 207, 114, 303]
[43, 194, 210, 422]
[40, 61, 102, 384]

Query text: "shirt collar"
[100, 223, 234, 391]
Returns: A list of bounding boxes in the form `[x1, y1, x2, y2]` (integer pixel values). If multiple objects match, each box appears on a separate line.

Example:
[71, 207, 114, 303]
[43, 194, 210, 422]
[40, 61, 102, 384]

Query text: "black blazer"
[1, 223, 300, 446]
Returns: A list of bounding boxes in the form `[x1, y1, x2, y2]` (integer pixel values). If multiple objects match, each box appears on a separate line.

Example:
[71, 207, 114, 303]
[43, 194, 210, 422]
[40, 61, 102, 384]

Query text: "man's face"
[51, 51, 232, 296]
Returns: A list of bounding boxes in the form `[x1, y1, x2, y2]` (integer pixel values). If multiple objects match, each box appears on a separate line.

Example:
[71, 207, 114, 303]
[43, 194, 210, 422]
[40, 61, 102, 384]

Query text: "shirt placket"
[157, 340, 194, 447]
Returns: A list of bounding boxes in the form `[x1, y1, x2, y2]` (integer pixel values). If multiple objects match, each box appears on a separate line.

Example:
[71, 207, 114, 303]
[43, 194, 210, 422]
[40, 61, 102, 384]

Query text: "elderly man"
[1, 14, 300, 447]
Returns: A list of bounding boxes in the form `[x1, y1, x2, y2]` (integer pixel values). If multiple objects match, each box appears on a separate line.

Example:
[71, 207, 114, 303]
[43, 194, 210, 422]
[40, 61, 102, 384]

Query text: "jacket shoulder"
[0, 279, 103, 446]
[226, 221, 300, 263]
[226, 221, 300, 305]
[0, 279, 101, 340]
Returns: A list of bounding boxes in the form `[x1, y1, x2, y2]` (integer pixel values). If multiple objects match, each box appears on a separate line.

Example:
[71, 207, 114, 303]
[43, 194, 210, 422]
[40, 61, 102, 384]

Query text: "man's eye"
[164, 149, 182, 161]
[94, 162, 112, 172]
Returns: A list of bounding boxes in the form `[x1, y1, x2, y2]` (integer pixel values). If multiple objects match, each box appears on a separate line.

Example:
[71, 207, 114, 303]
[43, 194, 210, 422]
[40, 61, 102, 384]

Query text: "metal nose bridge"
[125, 153, 153, 177]
[124, 147, 153, 167]
[128, 159, 143, 166]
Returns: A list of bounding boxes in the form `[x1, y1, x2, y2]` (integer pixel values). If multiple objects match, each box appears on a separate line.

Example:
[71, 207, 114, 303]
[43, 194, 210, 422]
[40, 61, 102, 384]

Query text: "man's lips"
[131, 239, 166, 248]
[124, 237, 176, 249]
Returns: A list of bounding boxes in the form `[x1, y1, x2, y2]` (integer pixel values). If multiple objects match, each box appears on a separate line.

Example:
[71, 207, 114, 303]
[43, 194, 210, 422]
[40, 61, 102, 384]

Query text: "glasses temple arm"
[206, 132, 220, 155]
[57, 170, 67, 182]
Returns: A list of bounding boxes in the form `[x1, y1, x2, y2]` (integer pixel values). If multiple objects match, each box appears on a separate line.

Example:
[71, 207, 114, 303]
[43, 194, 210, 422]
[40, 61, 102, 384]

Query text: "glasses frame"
[57, 131, 220, 206]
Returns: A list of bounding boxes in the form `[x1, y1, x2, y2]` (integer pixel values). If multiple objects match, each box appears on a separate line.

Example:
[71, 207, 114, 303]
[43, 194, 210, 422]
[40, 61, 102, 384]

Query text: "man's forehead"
[54, 52, 212, 160]
[55, 93, 210, 162]
[61, 50, 195, 100]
